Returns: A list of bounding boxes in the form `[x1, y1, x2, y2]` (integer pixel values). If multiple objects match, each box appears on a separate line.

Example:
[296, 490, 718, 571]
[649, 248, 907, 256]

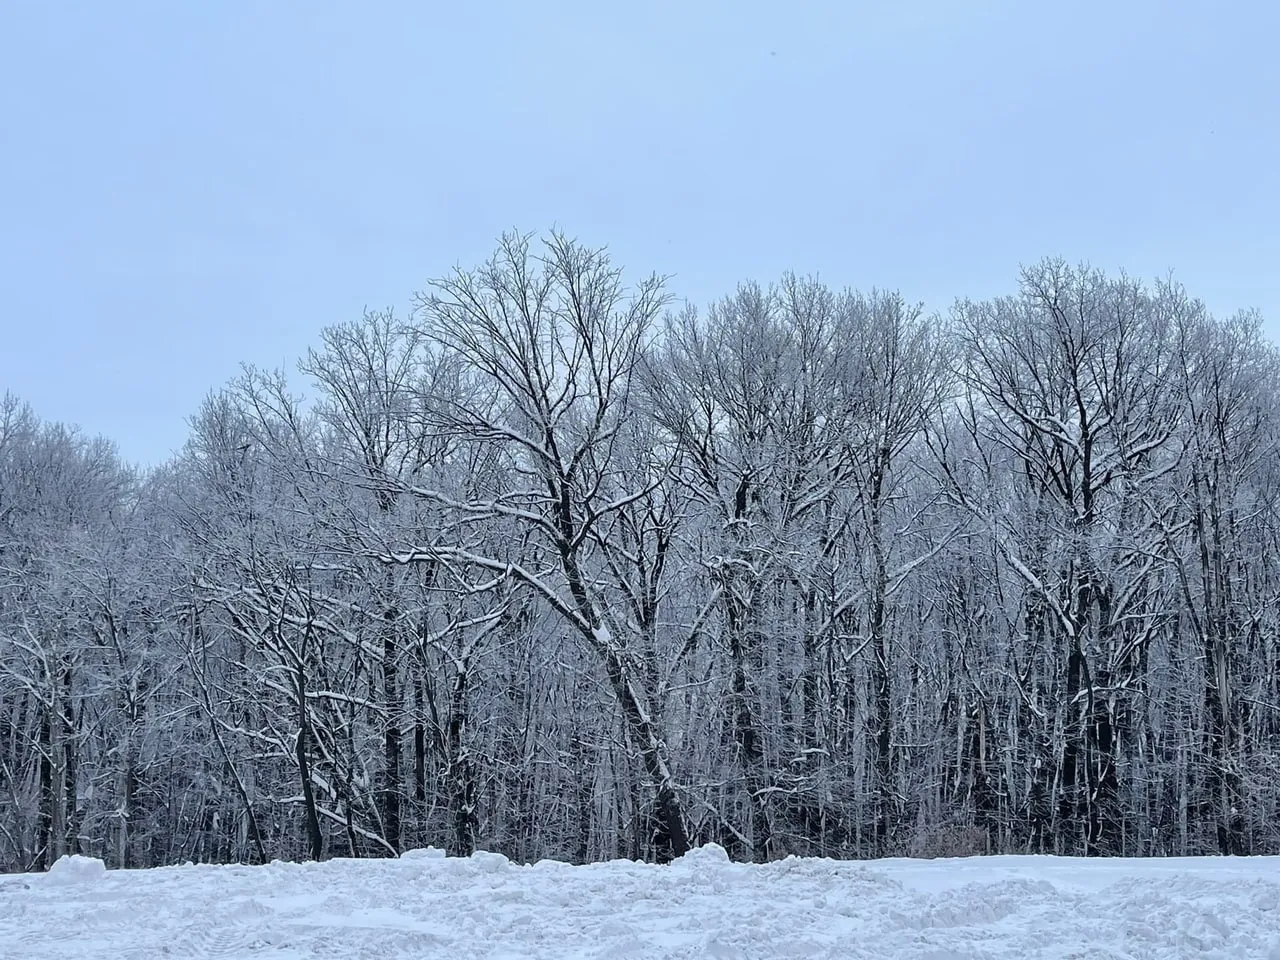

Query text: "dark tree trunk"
[447, 670, 476, 857]
[295, 718, 324, 861]
[35, 703, 53, 871]
[380, 607, 401, 854]
[725, 599, 772, 862]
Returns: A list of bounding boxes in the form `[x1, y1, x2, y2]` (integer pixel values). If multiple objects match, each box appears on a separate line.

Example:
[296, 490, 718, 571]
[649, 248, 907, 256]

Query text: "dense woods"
[4, 233, 1280, 871]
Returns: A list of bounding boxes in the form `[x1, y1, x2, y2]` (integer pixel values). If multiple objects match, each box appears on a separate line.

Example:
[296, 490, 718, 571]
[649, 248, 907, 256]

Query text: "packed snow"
[3, 847, 1279, 959]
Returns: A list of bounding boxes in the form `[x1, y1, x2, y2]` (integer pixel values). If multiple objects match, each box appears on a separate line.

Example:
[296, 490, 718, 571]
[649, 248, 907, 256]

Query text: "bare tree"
[8, 244, 1280, 872]
[392, 231, 690, 860]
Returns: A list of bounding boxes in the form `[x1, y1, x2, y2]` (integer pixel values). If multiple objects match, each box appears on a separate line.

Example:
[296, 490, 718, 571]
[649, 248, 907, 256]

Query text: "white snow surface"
[3, 846, 1280, 959]
[41, 854, 108, 887]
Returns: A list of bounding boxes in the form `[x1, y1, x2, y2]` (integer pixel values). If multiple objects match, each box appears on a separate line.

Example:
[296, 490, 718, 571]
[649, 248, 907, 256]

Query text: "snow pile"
[2, 848, 1280, 958]
[669, 840, 731, 868]
[42, 854, 107, 887]
[399, 845, 446, 861]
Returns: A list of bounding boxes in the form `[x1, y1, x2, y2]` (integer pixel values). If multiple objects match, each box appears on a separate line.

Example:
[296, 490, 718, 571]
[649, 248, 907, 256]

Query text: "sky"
[2, 1, 1278, 467]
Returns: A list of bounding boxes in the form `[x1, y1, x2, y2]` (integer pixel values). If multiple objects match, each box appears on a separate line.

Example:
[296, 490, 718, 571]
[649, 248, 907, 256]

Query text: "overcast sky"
[2, 1, 1277, 466]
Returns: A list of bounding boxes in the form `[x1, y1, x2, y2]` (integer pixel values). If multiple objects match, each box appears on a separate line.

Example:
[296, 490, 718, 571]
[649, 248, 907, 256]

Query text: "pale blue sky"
[2, 1, 1277, 466]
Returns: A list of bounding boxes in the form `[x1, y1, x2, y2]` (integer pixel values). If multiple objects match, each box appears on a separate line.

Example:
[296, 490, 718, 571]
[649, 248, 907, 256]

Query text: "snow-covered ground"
[3, 846, 1279, 959]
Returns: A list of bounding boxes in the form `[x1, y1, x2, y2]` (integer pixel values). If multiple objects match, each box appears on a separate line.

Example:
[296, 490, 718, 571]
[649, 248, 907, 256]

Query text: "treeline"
[3, 232, 1279, 871]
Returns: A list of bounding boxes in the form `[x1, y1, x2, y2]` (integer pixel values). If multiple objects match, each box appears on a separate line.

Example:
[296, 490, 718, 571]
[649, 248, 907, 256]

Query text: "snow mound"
[44, 854, 107, 886]
[470, 850, 510, 873]
[401, 846, 447, 861]
[530, 857, 571, 870]
[671, 842, 731, 870]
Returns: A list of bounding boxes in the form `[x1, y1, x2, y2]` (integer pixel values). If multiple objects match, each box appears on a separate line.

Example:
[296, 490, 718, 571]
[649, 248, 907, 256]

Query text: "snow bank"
[4, 851, 1280, 958]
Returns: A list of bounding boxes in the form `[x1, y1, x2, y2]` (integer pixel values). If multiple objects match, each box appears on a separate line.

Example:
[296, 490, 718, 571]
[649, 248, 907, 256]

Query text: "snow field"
[2, 847, 1279, 959]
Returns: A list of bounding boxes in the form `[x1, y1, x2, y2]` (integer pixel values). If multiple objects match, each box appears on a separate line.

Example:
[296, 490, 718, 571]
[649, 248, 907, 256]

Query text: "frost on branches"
[3, 238, 1280, 871]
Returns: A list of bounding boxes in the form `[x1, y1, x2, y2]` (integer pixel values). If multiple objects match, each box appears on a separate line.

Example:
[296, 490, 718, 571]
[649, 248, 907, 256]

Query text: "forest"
[3, 232, 1279, 872]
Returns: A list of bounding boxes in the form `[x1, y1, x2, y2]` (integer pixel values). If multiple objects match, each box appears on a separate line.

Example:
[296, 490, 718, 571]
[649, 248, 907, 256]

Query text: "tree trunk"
[295, 717, 324, 861]
[35, 702, 53, 871]
[381, 607, 402, 854]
